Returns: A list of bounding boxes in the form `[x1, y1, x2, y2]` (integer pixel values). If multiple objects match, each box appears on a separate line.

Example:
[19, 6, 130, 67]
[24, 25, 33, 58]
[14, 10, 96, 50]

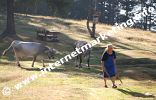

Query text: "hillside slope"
[0, 14, 156, 100]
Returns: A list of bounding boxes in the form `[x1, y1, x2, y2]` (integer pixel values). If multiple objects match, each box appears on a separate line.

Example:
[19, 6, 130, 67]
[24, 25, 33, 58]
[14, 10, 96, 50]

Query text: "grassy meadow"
[0, 14, 156, 100]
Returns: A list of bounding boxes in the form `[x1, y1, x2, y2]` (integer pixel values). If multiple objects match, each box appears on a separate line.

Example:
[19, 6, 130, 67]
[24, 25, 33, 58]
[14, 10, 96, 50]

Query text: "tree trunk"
[34, 0, 38, 14]
[125, 0, 129, 21]
[0, 0, 16, 38]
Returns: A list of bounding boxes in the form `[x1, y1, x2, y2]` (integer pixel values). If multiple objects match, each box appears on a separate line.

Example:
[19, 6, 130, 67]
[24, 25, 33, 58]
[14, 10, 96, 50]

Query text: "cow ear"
[52, 49, 56, 54]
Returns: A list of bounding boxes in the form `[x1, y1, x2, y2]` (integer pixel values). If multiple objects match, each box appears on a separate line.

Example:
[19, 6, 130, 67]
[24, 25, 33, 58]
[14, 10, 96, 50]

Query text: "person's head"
[105, 43, 113, 52]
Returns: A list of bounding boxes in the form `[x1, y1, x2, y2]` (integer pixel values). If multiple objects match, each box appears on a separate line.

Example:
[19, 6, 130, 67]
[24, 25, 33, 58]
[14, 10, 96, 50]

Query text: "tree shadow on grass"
[111, 37, 156, 55]
[1, 13, 156, 82]
[116, 88, 155, 98]
[18, 66, 41, 71]
[0, 61, 41, 71]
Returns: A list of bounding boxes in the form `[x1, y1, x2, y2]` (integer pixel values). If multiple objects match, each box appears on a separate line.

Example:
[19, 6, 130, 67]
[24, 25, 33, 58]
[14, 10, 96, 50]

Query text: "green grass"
[0, 13, 156, 100]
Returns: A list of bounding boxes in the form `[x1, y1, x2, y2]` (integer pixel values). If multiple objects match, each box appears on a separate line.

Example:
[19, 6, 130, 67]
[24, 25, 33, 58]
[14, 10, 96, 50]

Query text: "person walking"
[101, 44, 117, 88]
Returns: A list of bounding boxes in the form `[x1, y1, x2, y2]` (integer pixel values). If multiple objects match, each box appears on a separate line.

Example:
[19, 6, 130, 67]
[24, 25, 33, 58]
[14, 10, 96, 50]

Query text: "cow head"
[46, 48, 56, 59]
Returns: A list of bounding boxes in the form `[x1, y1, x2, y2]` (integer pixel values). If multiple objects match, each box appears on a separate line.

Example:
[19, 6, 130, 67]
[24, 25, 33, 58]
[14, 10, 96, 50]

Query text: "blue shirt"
[101, 51, 116, 77]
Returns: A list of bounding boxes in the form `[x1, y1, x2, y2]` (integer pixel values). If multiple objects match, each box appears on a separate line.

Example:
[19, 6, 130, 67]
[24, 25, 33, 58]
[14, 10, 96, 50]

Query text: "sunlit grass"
[0, 14, 156, 100]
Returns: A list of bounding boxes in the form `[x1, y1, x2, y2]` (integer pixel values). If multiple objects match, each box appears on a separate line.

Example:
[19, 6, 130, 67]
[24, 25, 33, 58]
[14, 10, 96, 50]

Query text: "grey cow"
[2, 40, 55, 67]
[74, 41, 91, 69]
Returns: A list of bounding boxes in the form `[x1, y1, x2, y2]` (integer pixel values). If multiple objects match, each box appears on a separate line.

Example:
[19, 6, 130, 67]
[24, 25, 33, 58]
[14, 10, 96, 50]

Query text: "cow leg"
[75, 56, 79, 67]
[31, 56, 37, 67]
[42, 60, 45, 67]
[14, 50, 21, 67]
[79, 55, 82, 68]
[87, 53, 90, 69]
[16, 57, 21, 67]
[87, 57, 90, 69]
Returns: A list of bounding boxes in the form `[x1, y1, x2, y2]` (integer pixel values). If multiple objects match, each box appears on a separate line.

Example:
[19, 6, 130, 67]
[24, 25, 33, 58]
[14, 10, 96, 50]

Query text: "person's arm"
[101, 61, 105, 71]
[114, 59, 117, 72]
[101, 52, 106, 72]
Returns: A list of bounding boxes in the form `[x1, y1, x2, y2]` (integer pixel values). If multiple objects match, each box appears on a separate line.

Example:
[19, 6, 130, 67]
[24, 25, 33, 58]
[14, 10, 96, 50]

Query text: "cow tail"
[2, 42, 14, 56]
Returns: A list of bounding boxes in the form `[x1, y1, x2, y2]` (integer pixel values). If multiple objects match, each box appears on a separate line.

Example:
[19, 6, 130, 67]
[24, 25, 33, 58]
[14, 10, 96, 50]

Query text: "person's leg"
[103, 72, 108, 88]
[104, 78, 108, 88]
[111, 76, 117, 88]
